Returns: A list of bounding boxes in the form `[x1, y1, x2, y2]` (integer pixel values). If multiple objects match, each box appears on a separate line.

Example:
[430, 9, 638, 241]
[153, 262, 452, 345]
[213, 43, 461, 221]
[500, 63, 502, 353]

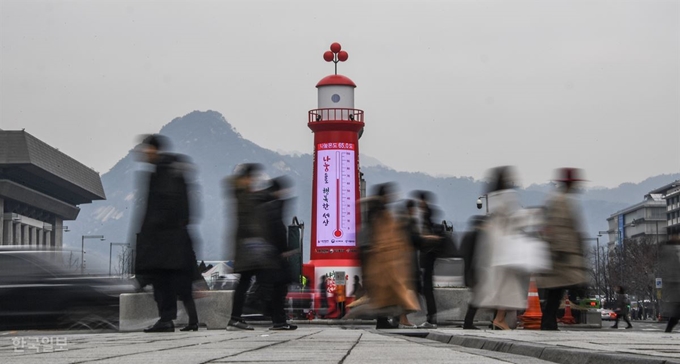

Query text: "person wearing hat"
[536, 168, 590, 331]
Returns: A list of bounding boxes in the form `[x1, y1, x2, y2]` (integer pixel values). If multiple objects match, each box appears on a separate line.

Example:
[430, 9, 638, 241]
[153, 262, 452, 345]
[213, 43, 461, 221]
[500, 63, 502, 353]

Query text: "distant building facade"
[605, 194, 667, 250]
[649, 180, 680, 241]
[0, 130, 105, 248]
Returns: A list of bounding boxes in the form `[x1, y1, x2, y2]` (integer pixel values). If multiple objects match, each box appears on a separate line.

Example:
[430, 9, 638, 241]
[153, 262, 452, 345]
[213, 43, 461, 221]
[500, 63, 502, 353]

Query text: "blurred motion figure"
[361, 183, 420, 329]
[133, 134, 199, 333]
[470, 166, 528, 330]
[255, 176, 298, 330]
[536, 168, 589, 331]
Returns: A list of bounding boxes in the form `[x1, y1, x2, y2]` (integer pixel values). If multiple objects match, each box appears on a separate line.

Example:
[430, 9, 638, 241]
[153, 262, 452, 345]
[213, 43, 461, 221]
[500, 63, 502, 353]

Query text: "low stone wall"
[119, 291, 233, 332]
[119, 287, 493, 331]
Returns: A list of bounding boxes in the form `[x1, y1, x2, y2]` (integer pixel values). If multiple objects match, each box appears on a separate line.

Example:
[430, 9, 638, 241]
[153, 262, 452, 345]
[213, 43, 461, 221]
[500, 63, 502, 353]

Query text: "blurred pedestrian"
[404, 200, 424, 296]
[461, 215, 487, 330]
[226, 163, 277, 330]
[660, 237, 680, 333]
[611, 285, 632, 329]
[255, 176, 298, 330]
[536, 168, 589, 331]
[319, 274, 329, 318]
[412, 191, 440, 328]
[470, 166, 528, 330]
[362, 183, 420, 329]
[351, 275, 365, 300]
[133, 134, 199, 333]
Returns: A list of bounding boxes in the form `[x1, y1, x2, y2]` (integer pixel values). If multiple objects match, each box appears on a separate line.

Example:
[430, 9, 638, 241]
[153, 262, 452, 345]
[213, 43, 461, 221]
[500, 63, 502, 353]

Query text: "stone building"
[0, 130, 105, 248]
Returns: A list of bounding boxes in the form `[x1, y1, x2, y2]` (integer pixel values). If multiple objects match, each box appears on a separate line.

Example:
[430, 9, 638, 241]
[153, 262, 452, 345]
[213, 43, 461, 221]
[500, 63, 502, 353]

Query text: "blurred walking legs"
[230, 270, 256, 329]
[541, 288, 565, 330]
[463, 305, 478, 329]
[421, 252, 437, 325]
[258, 268, 291, 327]
[151, 274, 177, 323]
[175, 273, 198, 326]
[493, 310, 510, 330]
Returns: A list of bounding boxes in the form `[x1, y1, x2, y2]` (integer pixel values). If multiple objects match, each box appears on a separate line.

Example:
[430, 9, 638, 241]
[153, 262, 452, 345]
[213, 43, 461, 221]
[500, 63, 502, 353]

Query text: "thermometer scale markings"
[340, 151, 354, 236]
[333, 151, 342, 238]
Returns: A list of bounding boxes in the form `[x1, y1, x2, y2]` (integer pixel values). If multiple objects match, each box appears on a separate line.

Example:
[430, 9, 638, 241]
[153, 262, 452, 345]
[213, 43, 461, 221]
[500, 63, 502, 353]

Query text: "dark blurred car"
[0, 247, 136, 331]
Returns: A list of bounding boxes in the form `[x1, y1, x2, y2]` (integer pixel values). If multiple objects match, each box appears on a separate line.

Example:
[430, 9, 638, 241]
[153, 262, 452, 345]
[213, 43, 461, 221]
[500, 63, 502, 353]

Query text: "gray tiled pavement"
[431, 328, 680, 363]
[0, 327, 553, 364]
[3, 326, 680, 363]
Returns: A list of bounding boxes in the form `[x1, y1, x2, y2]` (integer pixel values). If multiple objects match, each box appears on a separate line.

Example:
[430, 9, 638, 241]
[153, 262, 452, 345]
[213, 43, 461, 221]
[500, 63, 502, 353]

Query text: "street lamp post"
[619, 229, 624, 286]
[109, 242, 130, 276]
[81, 235, 105, 275]
[585, 236, 602, 300]
[597, 230, 613, 298]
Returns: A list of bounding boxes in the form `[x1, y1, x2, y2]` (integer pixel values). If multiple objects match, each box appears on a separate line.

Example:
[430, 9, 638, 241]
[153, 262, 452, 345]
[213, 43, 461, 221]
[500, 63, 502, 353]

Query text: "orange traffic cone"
[519, 278, 542, 330]
[559, 296, 576, 324]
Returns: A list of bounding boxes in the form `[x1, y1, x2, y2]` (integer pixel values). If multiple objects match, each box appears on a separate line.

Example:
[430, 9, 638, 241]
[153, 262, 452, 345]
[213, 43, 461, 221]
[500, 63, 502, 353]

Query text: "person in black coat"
[461, 215, 487, 329]
[133, 134, 199, 333]
[611, 285, 633, 329]
[256, 176, 297, 330]
[413, 190, 439, 328]
[226, 163, 274, 330]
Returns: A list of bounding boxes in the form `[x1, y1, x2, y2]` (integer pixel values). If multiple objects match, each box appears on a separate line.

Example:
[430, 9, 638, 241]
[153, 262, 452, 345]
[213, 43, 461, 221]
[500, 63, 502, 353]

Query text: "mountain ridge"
[64, 110, 680, 273]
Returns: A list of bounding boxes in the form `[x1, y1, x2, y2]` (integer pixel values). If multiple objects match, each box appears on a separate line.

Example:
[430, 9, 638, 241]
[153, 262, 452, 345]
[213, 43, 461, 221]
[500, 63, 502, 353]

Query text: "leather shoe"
[144, 321, 174, 333]
[180, 324, 199, 332]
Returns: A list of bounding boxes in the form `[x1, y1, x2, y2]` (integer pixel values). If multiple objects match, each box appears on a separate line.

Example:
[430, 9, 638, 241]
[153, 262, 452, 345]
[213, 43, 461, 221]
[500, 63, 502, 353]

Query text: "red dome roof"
[316, 74, 356, 88]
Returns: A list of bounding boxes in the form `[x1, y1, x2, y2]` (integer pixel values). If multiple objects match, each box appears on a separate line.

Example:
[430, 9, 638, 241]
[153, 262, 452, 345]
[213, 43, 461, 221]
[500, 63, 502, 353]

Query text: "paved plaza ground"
[1, 324, 679, 364]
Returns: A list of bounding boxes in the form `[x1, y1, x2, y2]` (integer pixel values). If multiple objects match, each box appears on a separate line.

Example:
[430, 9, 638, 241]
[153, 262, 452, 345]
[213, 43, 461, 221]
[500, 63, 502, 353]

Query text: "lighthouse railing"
[309, 108, 364, 123]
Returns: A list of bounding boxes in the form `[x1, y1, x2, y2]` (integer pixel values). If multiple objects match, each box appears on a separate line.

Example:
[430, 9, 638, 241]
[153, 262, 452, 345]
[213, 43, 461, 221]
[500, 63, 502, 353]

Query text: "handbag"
[494, 233, 552, 274]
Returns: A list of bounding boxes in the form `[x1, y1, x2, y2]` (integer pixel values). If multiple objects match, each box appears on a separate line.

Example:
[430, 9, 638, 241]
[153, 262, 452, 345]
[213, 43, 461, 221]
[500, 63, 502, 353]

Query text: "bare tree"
[605, 236, 660, 316]
[586, 245, 614, 303]
[116, 245, 133, 277]
[65, 251, 80, 272]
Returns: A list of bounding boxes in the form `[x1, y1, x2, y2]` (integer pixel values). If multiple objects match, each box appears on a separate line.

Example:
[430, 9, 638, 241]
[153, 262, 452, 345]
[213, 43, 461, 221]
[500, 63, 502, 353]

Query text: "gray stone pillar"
[15, 223, 22, 246]
[44, 230, 51, 247]
[53, 217, 63, 250]
[37, 228, 43, 246]
[22, 224, 30, 245]
[30, 226, 37, 245]
[3, 221, 12, 245]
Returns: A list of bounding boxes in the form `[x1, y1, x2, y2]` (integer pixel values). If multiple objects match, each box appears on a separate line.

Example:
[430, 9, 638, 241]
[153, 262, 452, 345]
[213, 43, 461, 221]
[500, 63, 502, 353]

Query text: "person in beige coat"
[536, 168, 589, 331]
[347, 183, 421, 329]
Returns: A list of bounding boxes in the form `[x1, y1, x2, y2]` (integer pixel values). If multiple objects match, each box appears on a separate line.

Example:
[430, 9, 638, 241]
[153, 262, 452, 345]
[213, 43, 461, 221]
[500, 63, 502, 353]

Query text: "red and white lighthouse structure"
[303, 43, 364, 315]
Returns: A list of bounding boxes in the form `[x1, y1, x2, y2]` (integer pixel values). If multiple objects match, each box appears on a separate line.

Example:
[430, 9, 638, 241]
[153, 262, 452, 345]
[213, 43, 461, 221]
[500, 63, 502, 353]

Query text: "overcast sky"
[1, 0, 678, 188]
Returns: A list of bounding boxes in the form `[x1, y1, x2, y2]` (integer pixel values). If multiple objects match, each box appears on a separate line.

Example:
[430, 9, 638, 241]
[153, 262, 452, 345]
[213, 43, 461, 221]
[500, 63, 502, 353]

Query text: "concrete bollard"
[119, 290, 234, 331]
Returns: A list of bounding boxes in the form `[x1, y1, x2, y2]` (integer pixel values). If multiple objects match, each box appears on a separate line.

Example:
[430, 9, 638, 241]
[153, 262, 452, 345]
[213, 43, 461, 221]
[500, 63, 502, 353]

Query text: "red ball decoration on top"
[323, 51, 334, 62]
[330, 42, 342, 53]
[337, 51, 348, 62]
